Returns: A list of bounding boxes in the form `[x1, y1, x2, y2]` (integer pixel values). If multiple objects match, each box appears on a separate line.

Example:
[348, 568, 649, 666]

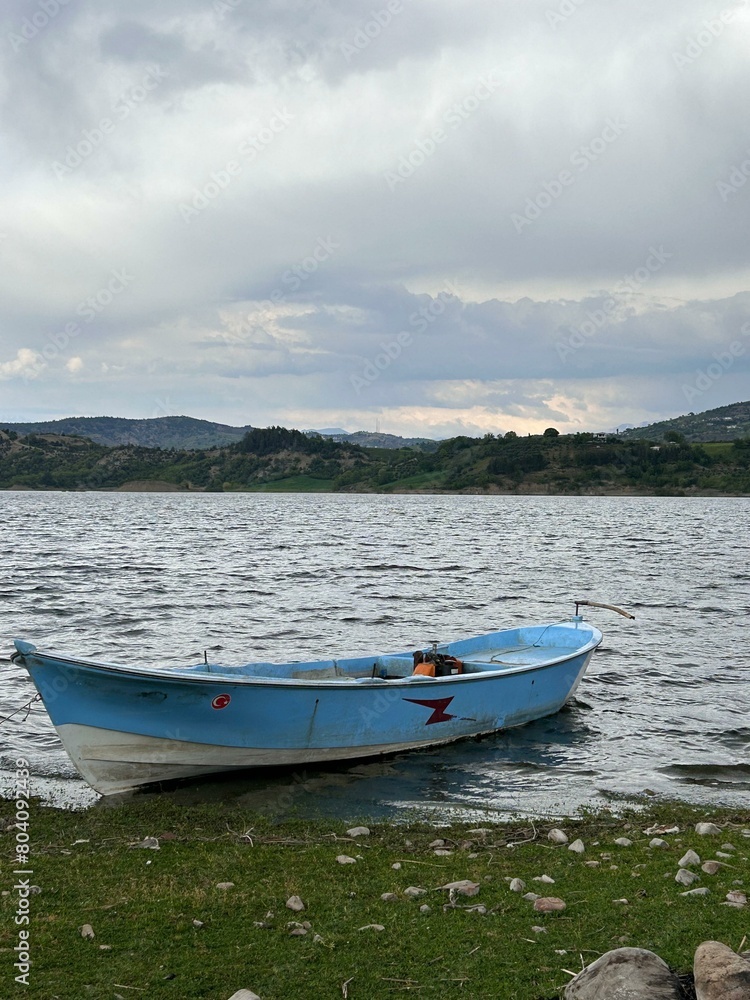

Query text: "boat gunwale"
[16, 627, 603, 689]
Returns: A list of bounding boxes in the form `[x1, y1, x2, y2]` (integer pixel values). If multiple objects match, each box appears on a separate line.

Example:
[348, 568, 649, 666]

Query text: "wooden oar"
[574, 599, 635, 619]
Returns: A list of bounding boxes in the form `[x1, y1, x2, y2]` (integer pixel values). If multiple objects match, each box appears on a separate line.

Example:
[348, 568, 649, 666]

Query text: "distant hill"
[306, 429, 439, 451]
[1, 416, 254, 450]
[1, 416, 439, 452]
[620, 400, 750, 443]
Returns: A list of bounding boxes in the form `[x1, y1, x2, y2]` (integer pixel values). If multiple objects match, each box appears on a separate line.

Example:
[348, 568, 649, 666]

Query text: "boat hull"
[12, 622, 600, 795]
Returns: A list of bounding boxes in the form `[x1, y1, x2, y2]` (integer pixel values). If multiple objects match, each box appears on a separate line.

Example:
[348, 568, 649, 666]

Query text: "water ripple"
[0, 492, 748, 818]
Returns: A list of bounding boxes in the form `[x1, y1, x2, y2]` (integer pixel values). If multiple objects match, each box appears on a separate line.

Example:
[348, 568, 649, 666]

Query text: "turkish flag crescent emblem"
[403, 696, 456, 725]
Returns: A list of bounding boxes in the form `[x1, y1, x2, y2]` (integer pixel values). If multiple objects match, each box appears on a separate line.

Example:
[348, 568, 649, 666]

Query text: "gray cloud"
[1, 0, 749, 434]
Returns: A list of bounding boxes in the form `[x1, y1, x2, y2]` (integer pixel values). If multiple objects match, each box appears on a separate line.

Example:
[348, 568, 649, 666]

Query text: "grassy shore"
[1, 800, 748, 999]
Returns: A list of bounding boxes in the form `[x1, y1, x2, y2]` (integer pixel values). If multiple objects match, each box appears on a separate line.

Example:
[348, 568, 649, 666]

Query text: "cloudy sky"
[1, 0, 749, 437]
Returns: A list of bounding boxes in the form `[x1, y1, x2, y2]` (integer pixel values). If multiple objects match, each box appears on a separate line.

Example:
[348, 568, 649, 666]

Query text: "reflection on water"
[1, 492, 748, 818]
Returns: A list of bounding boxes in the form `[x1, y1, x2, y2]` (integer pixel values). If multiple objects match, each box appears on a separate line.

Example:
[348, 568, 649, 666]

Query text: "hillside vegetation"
[621, 399, 750, 442]
[1, 426, 749, 494]
[0, 415, 254, 450]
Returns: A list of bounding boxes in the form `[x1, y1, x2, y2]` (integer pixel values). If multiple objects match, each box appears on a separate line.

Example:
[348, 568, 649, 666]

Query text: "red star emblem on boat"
[403, 696, 456, 725]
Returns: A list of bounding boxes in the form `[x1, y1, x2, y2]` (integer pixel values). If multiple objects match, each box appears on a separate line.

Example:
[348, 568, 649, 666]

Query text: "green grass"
[242, 476, 336, 493]
[1, 801, 747, 999]
[701, 442, 736, 458]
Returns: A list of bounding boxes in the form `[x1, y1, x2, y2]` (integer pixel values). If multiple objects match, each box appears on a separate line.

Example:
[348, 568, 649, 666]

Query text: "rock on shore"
[565, 947, 682, 999]
[566, 942, 750, 1000]
[694, 941, 750, 999]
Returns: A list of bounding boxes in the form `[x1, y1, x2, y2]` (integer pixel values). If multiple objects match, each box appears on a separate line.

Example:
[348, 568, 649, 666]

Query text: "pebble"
[336, 855, 357, 865]
[548, 829, 569, 844]
[313, 934, 324, 944]
[467, 852, 478, 859]
[380, 893, 399, 902]
[226, 991, 261, 1000]
[216, 882, 235, 890]
[467, 828, 493, 837]
[680, 887, 710, 897]
[679, 849, 701, 867]
[721, 843, 735, 852]
[721, 901, 746, 909]
[523, 892, 540, 901]
[131, 836, 160, 850]
[358, 924, 385, 932]
[716, 851, 733, 859]
[80, 924, 95, 940]
[286, 895, 305, 912]
[419, 904, 431, 913]
[725, 891, 747, 905]
[192, 919, 204, 928]
[568, 839, 585, 854]
[433, 849, 453, 856]
[509, 878, 526, 892]
[584, 861, 601, 868]
[346, 826, 370, 838]
[533, 875, 555, 884]
[404, 886, 427, 898]
[531, 925, 547, 934]
[533, 897, 566, 912]
[649, 838, 669, 849]
[614, 837, 633, 847]
[675, 869, 700, 887]
[391, 863, 401, 870]
[99, 945, 111, 950]
[701, 861, 722, 875]
[695, 822, 722, 836]
[428, 839, 445, 848]
[612, 898, 629, 905]
[464, 904, 487, 915]
[438, 880, 480, 897]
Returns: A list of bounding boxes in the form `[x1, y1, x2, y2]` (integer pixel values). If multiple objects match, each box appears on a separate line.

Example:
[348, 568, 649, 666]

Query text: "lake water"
[0, 492, 748, 820]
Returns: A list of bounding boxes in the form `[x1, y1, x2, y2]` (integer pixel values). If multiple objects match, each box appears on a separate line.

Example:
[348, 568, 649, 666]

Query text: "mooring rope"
[0, 693, 41, 726]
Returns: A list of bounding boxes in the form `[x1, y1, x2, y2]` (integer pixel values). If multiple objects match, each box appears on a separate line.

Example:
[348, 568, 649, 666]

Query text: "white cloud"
[0, 348, 42, 380]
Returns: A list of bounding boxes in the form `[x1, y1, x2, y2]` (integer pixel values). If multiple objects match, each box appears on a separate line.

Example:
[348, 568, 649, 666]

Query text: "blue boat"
[10, 603, 630, 796]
